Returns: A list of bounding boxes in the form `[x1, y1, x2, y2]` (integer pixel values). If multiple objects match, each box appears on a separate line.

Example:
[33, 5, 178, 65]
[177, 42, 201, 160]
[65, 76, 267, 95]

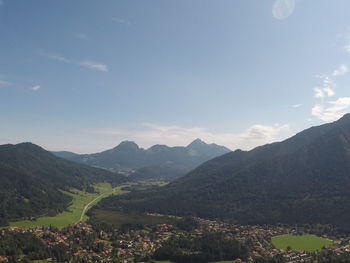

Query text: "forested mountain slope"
[97, 114, 350, 231]
[0, 143, 126, 225]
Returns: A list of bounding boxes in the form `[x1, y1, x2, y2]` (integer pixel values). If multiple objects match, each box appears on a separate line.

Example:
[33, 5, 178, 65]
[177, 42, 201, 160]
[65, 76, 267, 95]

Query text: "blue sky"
[1, 0, 350, 153]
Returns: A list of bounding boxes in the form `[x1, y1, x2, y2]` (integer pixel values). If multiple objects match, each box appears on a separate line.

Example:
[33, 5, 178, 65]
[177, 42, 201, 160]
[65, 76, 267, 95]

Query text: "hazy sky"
[1, 0, 350, 153]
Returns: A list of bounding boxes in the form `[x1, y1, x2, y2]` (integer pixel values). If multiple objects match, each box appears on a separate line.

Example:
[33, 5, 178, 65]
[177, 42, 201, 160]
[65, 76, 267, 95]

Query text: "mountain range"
[0, 143, 126, 226]
[53, 139, 231, 181]
[97, 114, 350, 232]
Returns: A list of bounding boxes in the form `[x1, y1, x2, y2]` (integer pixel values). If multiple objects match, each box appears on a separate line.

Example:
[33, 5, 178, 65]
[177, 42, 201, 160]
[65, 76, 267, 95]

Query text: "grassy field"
[93, 209, 177, 228]
[271, 234, 333, 252]
[155, 261, 235, 263]
[9, 183, 129, 228]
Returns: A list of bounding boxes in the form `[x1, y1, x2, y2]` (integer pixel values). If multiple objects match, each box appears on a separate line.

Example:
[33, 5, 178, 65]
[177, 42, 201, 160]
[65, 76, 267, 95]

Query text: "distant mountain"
[53, 139, 231, 181]
[53, 150, 80, 160]
[0, 143, 126, 226]
[98, 114, 350, 232]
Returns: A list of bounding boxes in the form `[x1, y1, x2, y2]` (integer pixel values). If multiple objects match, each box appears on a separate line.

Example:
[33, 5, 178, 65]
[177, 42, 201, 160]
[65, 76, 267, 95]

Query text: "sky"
[1, 0, 350, 153]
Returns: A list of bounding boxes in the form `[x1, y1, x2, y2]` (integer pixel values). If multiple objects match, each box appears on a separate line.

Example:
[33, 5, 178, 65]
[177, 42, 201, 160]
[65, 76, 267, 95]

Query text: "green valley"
[9, 183, 130, 228]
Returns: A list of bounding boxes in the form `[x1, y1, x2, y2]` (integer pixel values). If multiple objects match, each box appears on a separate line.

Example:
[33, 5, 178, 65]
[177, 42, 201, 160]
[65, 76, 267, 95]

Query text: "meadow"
[9, 183, 129, 228]
[155, 261, 235, 263]
[271, 234, 333, 252]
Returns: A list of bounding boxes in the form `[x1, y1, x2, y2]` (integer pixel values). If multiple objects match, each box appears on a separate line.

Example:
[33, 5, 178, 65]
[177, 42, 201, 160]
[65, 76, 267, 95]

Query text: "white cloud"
[322, 76, 335, 96]
[0, 80, 14, 86]
[91, 123, 290, 151]
[313, 88, 324, 98]
[344, 43, 350, 54]
[272, 0, 296, 20]
[39, 51, 70, 63]
[40, 51, 108, 72]
[313, 75, 335, 98]
[312, 97, 350, 122]
[323, 87, 335, 97]
[332, 64, 348, 77]
[292, 104, 302, 108]
[79, 61, 109, 72]
[311, 66, 350, 122]
[31, 85, 41, 91]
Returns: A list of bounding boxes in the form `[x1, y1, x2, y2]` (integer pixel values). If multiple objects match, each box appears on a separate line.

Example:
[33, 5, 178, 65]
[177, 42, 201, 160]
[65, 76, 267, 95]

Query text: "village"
[2, 217, 350, 263]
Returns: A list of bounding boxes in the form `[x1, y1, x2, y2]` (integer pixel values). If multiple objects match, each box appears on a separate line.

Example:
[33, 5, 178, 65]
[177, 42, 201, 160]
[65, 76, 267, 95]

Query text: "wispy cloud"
[314, 88, 325, 98]
[31, 85, 41, 91]
[40, 51, 108, 72]
[39, 51, 70, 63]
[111, 17, 132, 26]
[312, 97, 350, 122]
[91, 122, 289, 151]
[292, 104, 302, 108]
[75, 33, 89, 40]
[344, 42, 350, 54]
[79, 61, 109, 72]
[313, 75, 335, 98]
[0, 79, 14, 86]
[311, 65, 350, 121]
[332, 64, 348, 77]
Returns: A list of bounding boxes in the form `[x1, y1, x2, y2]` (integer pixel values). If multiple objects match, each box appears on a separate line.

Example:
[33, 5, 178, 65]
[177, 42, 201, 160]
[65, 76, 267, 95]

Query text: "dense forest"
[95, 114, 350, 232]
[0, 230, 62, 263]
[153, 232, 248, 263]
[0, 143, 126, 226]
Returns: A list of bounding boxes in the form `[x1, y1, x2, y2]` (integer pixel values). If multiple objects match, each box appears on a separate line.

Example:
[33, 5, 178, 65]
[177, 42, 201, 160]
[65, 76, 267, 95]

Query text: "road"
[77, 195, 102, 223]
[77, 186, 123, 223]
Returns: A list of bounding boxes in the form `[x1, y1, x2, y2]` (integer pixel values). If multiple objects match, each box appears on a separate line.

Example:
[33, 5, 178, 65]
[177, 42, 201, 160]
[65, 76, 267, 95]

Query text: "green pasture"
[9, 183, 129, 228]
[271, 234, 333, 252]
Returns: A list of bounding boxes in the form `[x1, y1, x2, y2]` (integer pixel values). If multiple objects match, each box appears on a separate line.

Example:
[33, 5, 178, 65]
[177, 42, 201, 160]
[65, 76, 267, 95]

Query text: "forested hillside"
[0, 143, 126, 226]
[96, 114, 350, 232]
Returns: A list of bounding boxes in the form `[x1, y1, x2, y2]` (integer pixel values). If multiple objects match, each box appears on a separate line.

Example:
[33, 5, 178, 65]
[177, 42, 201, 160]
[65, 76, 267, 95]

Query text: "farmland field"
[155, 260, 235, 263]
[92, 209, 177, 228]
[9, 183, 129, 228]
[271, 234, 333, 252]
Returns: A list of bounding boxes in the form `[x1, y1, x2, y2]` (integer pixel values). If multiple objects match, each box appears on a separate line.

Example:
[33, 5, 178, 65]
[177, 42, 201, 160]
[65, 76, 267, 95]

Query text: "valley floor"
[3, 181, 350, 263]
[8, 182, 130, 228]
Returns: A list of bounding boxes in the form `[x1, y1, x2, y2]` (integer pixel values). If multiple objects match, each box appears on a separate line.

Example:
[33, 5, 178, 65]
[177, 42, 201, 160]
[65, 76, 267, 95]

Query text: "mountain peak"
[114, 141, 139, 151]
[187, 138, 206, 147]
[147, 144, 169, 152]
[15, 142, 46, 152]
